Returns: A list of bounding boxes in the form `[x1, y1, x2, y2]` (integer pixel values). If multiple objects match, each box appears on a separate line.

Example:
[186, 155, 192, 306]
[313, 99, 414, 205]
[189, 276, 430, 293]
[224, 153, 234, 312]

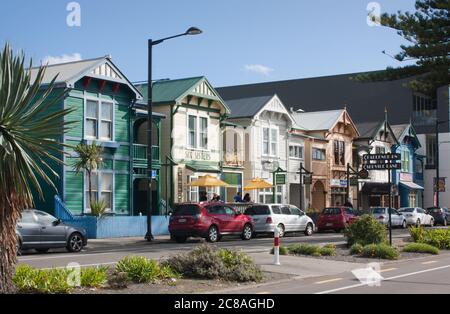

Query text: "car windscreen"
[427, 208, 441, 213]
[399, 208, 414, 213]
[173, 204, 200, 216]
[244, 206, 270, 216]
[322, 208, 340, 215]
[371, 208, 386, 214]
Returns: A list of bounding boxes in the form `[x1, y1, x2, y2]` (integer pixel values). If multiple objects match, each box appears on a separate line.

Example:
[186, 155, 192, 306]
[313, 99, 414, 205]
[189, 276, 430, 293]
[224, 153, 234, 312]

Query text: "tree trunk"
[0, 190, 28, 294]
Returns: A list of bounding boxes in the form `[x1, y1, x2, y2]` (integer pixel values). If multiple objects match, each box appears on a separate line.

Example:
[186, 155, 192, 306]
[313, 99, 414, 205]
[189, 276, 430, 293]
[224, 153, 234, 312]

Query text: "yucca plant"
[90, 199, 108, 218]
[0, 43, 73, 293]
[73, 142, 103, 214]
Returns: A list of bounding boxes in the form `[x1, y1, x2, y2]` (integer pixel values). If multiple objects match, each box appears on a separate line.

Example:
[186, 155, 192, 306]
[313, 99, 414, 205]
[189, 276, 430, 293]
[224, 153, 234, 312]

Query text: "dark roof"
[225, 95, 274, 118]
[391, 124, 409, 140]
[356, 121, 382, 139]
[216, 71, 415, 126]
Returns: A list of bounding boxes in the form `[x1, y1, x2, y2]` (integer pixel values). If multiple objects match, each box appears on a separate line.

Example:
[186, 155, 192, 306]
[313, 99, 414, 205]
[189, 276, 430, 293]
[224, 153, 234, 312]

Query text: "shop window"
[258, 186, 283, 204]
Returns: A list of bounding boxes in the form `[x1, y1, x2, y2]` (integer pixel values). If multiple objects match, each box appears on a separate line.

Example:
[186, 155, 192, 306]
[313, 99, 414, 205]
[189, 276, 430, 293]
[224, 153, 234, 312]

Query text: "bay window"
[85, 99, 114, 141]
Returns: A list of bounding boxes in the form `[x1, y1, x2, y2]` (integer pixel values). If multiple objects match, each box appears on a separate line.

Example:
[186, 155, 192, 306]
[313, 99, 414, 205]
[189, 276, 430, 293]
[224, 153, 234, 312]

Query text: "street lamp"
[435, 119, 449, 208]
[145, 27, 203, 242]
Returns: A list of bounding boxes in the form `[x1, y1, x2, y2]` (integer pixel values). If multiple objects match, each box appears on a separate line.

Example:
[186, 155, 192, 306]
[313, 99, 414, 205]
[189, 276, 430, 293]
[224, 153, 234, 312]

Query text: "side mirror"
[52, 219, 61, 226]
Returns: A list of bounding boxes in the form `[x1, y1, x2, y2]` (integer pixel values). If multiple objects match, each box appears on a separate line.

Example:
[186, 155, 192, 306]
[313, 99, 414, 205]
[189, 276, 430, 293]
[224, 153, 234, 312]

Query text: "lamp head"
[185, 27, 203, 35]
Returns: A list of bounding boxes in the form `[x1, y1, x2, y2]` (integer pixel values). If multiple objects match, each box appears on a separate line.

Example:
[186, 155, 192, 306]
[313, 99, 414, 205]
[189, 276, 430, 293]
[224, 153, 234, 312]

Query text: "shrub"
[115, 256, 178, 283]
[270, 246, 288, 255]
[402, 243, 439, 255]
[409, 227, 450, 249]
[89, 200, 108, 217]
[288, 244, 320, 256]
[163, 244, 263, 282]
[349, 243, 364, 255]
[80, 266, 108, 288]
[344, 215, 387, 247]
[319, 247, 336, 256]
[323, 243, 336, 250]
[13, 265, 72, 294]
[360, 244, 399, 260]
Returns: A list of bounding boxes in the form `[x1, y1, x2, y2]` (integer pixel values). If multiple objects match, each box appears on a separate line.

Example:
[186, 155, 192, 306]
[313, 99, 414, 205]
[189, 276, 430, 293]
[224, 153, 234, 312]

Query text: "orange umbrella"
[187, 175, 229, 187]
[244, 178, 274, 191]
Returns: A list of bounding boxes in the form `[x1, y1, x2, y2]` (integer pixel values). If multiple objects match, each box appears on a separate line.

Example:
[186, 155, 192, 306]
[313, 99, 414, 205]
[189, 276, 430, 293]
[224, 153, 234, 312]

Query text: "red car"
[317, 207, 357, 233]
[169, 202, 254, 243]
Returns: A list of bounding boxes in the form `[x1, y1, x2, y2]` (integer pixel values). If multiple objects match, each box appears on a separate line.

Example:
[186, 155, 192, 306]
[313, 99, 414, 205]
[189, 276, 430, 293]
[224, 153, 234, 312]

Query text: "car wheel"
[276, 224, 285, 238]
[36, 248, 49, 254]
[174, 236, 187, 243]
[67, 232, 84, 252]
[304, 223, 314, 236]
[206, 225, 219, 243]
[241, 224, 253, 241]
[402, 220, 407, 229]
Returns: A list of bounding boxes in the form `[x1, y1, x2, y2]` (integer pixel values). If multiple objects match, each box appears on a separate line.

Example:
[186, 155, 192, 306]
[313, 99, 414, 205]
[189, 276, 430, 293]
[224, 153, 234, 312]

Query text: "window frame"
[187, 114, 209, 150]
[84, 171, 114, 213]
[289, 145, 304, 159]
[262, 126, 279, 157]
[84, 97, 116, 142]
[312, 148, 326, 161]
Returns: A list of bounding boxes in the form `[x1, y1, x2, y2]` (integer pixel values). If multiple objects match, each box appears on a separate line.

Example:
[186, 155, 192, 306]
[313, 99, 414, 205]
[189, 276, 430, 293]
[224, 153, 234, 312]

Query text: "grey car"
[370, 207, 407, 229]
[16, 210, 88, 254]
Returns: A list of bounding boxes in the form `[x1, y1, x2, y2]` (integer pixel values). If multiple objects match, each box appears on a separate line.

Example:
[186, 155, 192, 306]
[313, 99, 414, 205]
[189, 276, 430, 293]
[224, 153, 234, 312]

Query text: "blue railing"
[54, 195, 74, 220]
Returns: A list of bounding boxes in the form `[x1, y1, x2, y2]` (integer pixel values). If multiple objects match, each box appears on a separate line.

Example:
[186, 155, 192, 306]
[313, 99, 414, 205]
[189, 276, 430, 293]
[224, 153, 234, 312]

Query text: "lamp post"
[145, 27, 202, 242]
[435, 119, 449, 208]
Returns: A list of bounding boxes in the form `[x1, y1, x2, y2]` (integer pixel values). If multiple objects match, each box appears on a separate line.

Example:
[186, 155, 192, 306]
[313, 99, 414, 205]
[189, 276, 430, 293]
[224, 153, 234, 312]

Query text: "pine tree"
[357, 0, 449, 95]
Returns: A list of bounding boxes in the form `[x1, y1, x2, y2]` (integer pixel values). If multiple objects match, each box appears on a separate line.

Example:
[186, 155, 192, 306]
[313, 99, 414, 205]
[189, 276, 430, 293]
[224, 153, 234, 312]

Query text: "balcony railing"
[133, 144, 160, 168]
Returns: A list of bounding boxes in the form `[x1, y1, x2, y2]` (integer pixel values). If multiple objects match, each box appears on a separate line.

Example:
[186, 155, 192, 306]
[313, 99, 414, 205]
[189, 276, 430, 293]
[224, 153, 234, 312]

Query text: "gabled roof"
[225, 95, 274, 119]
[29, 56, 142, 99]
[356, 120, 399, 145]
[391, 124, 421, 148]
[291, 109, 344, 131]
[135, 76, 230, 113]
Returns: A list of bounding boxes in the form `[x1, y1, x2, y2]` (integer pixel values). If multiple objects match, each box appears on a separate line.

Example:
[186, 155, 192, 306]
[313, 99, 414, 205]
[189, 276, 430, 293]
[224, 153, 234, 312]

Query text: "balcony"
[133, 144, 160, 169]
[222, 151, 244, 168]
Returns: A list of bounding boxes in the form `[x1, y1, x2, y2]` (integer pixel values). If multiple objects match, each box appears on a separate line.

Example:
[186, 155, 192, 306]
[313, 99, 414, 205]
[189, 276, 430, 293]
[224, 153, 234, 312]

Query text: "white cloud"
[42, 53, 82, 65]
[244, 64, 274, 76]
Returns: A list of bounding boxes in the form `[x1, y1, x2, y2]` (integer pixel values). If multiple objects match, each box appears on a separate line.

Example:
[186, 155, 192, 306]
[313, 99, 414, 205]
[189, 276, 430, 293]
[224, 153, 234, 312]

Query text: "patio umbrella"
[244, 178, 274, 191]
[187, 175, 229, 187]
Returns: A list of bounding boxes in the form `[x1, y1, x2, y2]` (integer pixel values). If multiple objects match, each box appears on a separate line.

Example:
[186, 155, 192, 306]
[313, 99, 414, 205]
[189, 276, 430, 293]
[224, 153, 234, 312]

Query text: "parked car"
[426, 207, 449, 226]
[369, 207, 407, 228]
[17, 209, 87, 254]
[169, 202, 254, 243]
[317, 207, 357, 233]
[243, 204, 315, 238]
[398, 207, 434, 226]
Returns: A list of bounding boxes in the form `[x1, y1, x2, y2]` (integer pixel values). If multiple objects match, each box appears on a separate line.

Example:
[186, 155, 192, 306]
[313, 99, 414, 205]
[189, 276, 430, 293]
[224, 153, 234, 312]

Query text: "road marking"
[422, 261, 437, 265]
[316, 264, 450, 294]
[379, 268, 397, 273]
[315, 278, 343, 285]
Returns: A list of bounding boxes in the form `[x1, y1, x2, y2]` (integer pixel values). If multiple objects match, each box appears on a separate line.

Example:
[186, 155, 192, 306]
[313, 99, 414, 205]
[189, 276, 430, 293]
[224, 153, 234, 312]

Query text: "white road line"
[316, 265, 450, 294]
[422, 261, 437, 265]
[315, 278, 343, 285]
[379, 268, 397, 273]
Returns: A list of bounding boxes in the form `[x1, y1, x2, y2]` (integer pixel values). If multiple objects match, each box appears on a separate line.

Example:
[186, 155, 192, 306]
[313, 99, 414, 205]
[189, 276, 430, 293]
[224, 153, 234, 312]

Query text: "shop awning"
[361, 183, 390, 194]
[400, 181, 424, 190]
[185, 162, 221, 173]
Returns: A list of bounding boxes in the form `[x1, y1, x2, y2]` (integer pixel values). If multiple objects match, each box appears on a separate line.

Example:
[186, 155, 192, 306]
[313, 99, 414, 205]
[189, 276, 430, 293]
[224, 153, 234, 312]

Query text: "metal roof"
[29, 56, 142, 99]
[291, 109, 344, 131]
[135, 77, 204, 104]
[225, 95, 274, 119]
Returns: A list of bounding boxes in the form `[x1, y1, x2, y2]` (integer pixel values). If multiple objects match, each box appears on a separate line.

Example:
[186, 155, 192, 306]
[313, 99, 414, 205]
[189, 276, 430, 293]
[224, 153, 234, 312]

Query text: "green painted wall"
[64, 171, 84, 214]
[115, 174, 130, 215]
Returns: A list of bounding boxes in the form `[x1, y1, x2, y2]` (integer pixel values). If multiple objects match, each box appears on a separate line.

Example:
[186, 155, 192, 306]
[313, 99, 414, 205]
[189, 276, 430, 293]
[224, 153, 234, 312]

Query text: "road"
[18, 228, 411, 269]
[223, 252, 450, 294]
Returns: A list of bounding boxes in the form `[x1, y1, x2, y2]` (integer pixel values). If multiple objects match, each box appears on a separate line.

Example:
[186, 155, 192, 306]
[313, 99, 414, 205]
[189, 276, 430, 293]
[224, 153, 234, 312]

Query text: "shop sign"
[177, 168, 183, 202]
[330, 179, 347, 187]
[275, 174, 286, 185]
[400, 173, 413, 182]
[185, 150, 211, 161]
[434, 177, 446, 193]
[303, 175, 313, 185]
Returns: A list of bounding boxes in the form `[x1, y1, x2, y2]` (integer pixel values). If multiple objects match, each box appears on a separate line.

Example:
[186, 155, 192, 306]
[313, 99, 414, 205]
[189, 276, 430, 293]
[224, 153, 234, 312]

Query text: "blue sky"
[0, 0, 417, 87]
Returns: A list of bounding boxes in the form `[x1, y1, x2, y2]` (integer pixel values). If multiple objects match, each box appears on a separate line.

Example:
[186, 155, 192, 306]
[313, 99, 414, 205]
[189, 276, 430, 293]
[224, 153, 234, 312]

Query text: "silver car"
[370, 207, 407, 229]
[398, 207, 435, 226]
[244, 204, 315, 237]
[16, 209, 88, 254]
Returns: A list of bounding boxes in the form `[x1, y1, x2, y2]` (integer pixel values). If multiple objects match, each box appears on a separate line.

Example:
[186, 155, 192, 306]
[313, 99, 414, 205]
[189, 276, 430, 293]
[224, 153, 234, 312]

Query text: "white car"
[398, 207, 435, 226]
[244, 204, 315, 237]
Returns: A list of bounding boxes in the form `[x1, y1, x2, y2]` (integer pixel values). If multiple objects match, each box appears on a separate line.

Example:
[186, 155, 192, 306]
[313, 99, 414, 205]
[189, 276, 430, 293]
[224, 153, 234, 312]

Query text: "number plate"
[326, 223, 333, 227]
[178, 219, 186, 223]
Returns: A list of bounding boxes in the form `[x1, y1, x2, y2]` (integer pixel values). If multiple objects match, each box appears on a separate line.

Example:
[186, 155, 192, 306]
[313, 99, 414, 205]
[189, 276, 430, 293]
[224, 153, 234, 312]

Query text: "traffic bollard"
[273, 227, 281, 265]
